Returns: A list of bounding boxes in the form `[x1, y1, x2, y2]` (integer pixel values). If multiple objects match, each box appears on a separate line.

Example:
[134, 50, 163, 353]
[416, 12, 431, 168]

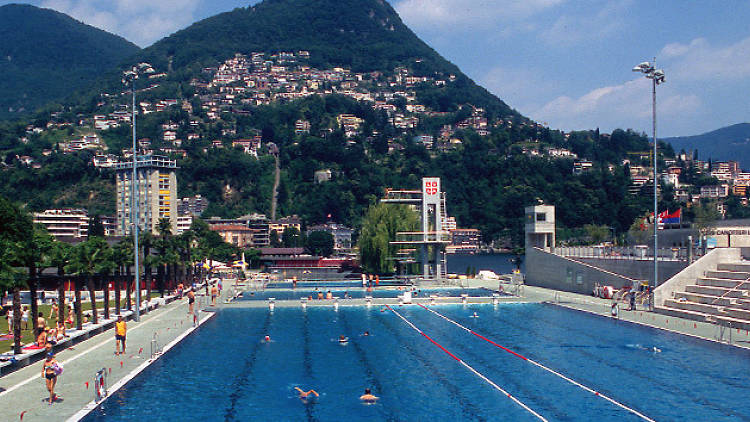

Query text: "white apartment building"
[33, 209, 89, 240]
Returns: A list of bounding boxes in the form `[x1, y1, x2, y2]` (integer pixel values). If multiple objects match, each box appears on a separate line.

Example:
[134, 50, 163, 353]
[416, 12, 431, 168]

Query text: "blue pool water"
[84, 304, 750, 421]
[238, 287, 496, 301]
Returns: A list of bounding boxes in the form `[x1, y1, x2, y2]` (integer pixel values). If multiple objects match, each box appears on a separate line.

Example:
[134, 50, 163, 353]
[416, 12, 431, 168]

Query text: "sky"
[3, 0, 750, 137]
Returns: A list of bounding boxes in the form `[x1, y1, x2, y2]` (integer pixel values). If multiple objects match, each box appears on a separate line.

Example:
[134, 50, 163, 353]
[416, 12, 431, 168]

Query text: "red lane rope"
[384, 305, 547, 421]
[417, 303, 656, 422]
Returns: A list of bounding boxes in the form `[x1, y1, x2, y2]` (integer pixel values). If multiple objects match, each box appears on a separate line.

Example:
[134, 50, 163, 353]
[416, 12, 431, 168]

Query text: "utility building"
[115, 155, 178, 235]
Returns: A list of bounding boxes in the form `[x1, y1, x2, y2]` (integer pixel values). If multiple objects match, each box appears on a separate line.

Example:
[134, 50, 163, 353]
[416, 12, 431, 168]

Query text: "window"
[566, 268, 573, 284]
[575, 272, 584, 285]
[536, 213, 546, 222]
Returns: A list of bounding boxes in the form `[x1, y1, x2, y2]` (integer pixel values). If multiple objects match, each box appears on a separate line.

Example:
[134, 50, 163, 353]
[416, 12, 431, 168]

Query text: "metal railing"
[94, 367, 108, 402]
[393, 231, 452, 243]
[554, 246, 694, 262]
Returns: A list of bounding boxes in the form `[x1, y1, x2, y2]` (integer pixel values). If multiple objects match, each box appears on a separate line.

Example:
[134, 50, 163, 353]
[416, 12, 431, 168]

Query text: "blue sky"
[4, 0, 750, 137]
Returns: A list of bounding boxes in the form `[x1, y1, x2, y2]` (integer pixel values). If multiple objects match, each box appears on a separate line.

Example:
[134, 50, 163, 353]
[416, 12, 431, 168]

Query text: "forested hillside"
[0, 4, 140, 119]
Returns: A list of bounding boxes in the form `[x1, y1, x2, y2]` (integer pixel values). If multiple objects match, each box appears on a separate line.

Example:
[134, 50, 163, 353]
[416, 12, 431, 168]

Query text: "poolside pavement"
[0, 292, 217, 422]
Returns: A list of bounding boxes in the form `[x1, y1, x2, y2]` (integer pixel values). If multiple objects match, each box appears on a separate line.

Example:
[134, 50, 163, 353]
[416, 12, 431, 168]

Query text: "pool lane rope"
[385, 305, 547, 421]
[417, 304, 656, 422]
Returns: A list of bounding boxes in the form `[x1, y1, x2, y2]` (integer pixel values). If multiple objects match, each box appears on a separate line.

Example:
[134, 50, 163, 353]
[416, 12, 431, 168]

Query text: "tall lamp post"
[633, 59, 665, 311]
[122, 63, 154, 322]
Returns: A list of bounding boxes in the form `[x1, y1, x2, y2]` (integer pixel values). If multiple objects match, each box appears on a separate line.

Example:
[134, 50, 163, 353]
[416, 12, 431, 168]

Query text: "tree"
[627, 213, 652, 245]
[67, 237, 112, 326]
[693, 201, 720, 250]
[20, 225, 53, 337]
[44, 241, 73, 321]
[0, 195, 33, 354]
[358, 203, 418, 274]
[305, 231, 334, 257]
[282, 227, 304, 248]
[583, 224, 610, 245]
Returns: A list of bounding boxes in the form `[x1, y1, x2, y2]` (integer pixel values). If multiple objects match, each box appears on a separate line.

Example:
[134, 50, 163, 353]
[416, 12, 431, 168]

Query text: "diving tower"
[382, 177, 451, 280]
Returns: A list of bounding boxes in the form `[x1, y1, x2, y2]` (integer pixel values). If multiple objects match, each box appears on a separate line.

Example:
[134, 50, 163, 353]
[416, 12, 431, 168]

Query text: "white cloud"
[394, 0, 563, 29]
[39, 0, 200, 46]
[532, 78, 701, 133]
[538, 0, 630, 46]
[660, 36, 750, 81]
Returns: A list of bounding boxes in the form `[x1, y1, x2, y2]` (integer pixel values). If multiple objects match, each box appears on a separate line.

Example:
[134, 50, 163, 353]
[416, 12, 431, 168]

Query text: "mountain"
[127, 0, 516, 118]
[0, 4, 140, 119]
[664, 123, 750, 169]
[0, 0, 661, 246]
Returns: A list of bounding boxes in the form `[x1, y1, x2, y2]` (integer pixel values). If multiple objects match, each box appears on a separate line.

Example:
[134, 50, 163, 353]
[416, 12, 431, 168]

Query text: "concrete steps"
[660, 259, 750, 328]
[685, 284, 750, 298]
[696, 278, 750, 289]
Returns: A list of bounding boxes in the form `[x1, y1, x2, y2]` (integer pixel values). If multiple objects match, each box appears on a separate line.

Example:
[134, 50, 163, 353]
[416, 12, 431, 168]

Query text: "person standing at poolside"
[187, 290, 195, 314]
[21, 306, 29, 330]
[211, 284, 218, 306]
[115, 315, 127, 355]
[37, 312, 46, 336]
[49, 299, 58, 320]
[41, 352, 60, 404]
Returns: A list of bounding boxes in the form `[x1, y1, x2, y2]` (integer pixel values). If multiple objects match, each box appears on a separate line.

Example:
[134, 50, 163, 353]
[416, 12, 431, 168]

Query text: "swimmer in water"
[652, 347, 661, 353]
[360, 388, 378, 403]
[295, 387, 319, 401]
[339, 335, 349, 343]
[470, 312, 479, 318]
[363, 331, 370, 337]
[264, 335, 271, 342]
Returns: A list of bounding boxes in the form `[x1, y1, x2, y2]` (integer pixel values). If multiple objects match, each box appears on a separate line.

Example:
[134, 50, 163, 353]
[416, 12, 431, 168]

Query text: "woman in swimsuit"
[42, 353, 59, 404]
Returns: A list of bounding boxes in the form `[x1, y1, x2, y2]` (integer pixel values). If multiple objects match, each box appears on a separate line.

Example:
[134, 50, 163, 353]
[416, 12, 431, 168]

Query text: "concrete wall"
[574, 258, 687, 284]
[654, 248, 742, 307]
[525, 247, 639, 295]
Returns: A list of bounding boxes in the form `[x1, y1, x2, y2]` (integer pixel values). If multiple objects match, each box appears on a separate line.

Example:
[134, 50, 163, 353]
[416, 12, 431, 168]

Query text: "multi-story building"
[210, 224, 255, 247]
[115, 155, 178, 236]
[205, 214, 270, 248]
[307, 223, 355, 252]
[269, 216, 302, 235]
[448, 229, 481, 254]
[176, 215, 193, 234]
[100, 215, 118, 237]
[177, 195, 209, 216]
[33, 209, 89, 241]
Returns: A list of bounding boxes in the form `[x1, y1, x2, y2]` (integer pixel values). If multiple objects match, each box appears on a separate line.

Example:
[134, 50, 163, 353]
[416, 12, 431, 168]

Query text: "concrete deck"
[0, 293, 217, 422]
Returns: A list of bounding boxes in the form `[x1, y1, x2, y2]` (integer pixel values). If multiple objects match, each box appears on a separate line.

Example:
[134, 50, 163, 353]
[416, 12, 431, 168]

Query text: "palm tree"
[0, 239, 26, 354]
[140, 231, 155, 303]
[155, 218, 176, 295]
[67, 237, 111, 326]
[0, 196, 34, 354]
[18, 224, 53, 338]
[44, 241, 72, 322]
[111, 238, 133, 315]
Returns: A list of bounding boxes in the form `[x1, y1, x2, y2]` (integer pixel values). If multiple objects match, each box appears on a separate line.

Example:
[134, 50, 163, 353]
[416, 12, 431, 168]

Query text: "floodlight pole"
[633, 59, 665, 311]
[130, 74, 141, 322]
[651, 61, 657, 312]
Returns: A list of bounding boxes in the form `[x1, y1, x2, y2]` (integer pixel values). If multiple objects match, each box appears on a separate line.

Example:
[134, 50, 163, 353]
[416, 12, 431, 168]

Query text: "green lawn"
[0, 298, 136, 354]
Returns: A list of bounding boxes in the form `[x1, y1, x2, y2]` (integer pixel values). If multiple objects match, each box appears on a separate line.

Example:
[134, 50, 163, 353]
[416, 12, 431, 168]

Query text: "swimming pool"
[238, 287, 497, 301]
[83, 303, 750, 421]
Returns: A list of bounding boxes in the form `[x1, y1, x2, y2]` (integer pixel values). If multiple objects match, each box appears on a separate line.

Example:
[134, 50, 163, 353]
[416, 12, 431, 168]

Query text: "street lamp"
[633, 59, 665, 311]
[122, 63, 154, 322]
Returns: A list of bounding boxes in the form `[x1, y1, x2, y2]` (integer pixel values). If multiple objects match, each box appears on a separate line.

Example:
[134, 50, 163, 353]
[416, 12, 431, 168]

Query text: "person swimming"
[264, 335, 271, 342]
[363, 331, 370, 337]
[470, 312, 479, 318]
[295, 387, 319, 401]
[338, 335, 349, 344]
[360, 388, 378, 403]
